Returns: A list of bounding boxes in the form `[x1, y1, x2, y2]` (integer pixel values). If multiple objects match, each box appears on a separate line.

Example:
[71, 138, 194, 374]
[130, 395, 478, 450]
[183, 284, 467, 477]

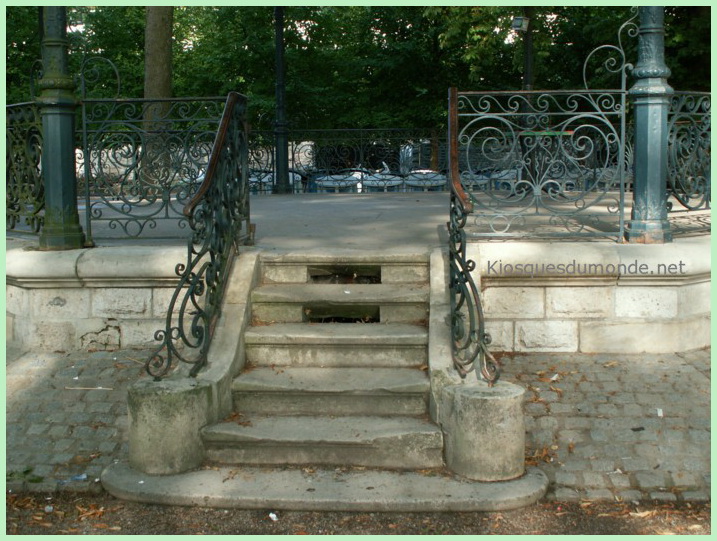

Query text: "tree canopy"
[6, 6, 710, 129]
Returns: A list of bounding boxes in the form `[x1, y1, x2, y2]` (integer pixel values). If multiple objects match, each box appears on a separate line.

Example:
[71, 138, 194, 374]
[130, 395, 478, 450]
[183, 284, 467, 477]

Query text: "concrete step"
[251, 283, 429, 324]
[233, 367, 429, 416]
[259, 252, 430, 285]
[201, 415, 444, 469]
[244, 323, 428, 367]
[103, 462, 550, 512]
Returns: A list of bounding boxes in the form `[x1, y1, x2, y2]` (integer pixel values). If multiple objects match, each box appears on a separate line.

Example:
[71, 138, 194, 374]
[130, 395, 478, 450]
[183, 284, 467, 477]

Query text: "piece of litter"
[344, 290, 351, 294]
[44, 505, 54, 513]
[72, 376, 79, 380]
[550, 374, 560, 381]
[94, 478, 101, 483]
[64, 386, 114, 391]
[656, 408, 664, 418]
[71, 474, 87, 481]
[138, 480, 145, 484]
[269, 512, 278, 522]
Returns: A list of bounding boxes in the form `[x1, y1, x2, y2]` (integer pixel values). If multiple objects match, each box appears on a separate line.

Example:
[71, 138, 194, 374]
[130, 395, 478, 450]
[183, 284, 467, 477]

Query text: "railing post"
[626, 6, 673, 243]
[37, 6, 86, 250]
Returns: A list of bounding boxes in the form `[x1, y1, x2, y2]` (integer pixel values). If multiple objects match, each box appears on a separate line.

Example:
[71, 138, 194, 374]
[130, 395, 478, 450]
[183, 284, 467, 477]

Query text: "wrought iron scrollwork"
[77, 56, 226, 241]
[146, 92, 252, 380]
[667, 92, 711, 211]
[6, 102, 44, 233]
[448, 191, 500, 384]
[447, 87, 500, 385]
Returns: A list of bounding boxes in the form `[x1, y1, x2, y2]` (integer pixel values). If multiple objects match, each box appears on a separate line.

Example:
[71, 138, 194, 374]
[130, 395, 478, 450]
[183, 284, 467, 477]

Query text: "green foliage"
[5, 6, 710, 128]
[6, 6, 42, 103]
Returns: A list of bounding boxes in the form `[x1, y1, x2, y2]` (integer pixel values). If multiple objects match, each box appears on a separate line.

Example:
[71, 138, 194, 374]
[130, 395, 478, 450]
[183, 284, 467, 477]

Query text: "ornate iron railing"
[444, 15, 639, 383]
[145, 91, 252, 380]
[450, 89, 629, 239]
[447, 88, 500, 385]
[667, 92, 711, 211]
[76, 56, 226, 241]
[6, 102, 44, 233]
[248, 128, 448, 194]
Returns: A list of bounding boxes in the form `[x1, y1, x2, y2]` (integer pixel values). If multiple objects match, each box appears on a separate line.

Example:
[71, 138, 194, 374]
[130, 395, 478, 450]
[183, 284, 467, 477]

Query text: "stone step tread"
[251, 283, 429, 304]
[259, 252, 431, 265]
[202, 415, 442, 446]
[244, 323, 428, 345]
[102, 462, 549, 512]
[233, 367, 429, 394]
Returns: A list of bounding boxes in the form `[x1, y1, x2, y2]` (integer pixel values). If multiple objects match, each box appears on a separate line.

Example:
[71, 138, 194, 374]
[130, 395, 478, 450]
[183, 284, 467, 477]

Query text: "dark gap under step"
[304, 305, 380, 323]
[308, 265, 381, 284]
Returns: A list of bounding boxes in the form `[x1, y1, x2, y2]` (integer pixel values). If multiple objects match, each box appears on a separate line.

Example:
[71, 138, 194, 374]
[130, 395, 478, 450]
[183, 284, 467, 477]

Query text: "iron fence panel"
[6, 102, 44, 233]
[667, 92, 711, 211]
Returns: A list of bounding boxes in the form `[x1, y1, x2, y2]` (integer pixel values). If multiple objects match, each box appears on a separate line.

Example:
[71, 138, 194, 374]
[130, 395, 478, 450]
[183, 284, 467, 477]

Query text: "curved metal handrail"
[145, 91, 252, 380]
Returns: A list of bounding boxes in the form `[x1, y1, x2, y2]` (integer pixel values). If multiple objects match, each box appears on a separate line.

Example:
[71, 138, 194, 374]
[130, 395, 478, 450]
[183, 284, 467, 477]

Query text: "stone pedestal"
[443, 381, 525, 481]
[128, 378, 213, 475]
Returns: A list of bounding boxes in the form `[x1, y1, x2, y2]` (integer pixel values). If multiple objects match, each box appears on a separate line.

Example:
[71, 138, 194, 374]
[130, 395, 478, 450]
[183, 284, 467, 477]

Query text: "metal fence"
[146, 92, 252, 379]
[450, 89, 630, 240]
[6, 102, 44, 233]
[78, 96, 226, 240]
[248, 128, 449, 194]
[667, 92, 711, 212]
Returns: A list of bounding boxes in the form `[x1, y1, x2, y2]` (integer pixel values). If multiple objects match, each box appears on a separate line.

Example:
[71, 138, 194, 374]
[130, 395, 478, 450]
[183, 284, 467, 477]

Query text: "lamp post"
[626, 6, 673, 243]
[274, 6, 290, 194]
[37, 6, 86, 250]
[512, 7, 534, 91]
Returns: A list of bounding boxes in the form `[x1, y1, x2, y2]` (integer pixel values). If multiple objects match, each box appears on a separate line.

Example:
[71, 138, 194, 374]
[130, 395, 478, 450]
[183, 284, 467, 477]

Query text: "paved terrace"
[5, 193, 711, 502]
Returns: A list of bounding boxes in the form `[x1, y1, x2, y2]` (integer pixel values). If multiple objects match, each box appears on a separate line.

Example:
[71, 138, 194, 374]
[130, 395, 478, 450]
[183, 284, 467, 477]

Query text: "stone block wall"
[6, 242, 187, 352]
[467, 236, 711, 354]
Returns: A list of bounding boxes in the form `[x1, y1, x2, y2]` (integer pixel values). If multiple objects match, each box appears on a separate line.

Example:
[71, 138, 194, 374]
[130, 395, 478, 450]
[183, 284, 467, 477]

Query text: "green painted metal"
[37, 6, 86, 250]
[626, 6, 674, 243]
[146, 92, 253, 380]
[667, 92, 711, 211]
[6, 102, 44, 233]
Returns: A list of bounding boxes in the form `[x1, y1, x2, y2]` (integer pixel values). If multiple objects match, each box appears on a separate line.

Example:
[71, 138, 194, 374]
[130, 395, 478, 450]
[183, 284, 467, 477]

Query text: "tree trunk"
[142, 7, 174, 195]
[144, 6, 173, 101]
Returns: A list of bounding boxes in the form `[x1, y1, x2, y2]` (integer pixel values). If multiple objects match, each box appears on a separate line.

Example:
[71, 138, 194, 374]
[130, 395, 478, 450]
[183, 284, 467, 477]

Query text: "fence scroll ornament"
[145, 92, 252, 380]
[445, 14, 639, 382]
[667, 92, 711, 211]
[78, 56, 226, 241]
[6, 102, 44, 233]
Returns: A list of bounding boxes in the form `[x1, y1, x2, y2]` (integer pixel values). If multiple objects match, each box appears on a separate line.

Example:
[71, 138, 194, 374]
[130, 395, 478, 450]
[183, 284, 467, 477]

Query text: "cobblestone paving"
[6, 349, 153, 494]
[6, 347, 711, 502]
[499, 348, 711, 502]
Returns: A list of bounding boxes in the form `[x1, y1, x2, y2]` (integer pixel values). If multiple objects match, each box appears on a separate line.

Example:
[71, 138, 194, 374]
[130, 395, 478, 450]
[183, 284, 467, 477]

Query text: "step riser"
[252, 304, 428, 324]
[204, 443, 444, 469]
[262, 264, 429, 285]
[233, 393, 428, 416]
[245, 345, 427, 367]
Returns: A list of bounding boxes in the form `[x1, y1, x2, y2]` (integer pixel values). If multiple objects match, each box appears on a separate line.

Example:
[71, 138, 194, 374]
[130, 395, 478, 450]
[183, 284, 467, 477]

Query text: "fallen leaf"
[630, 510, 657, 518]
[603, 361, 619, 368]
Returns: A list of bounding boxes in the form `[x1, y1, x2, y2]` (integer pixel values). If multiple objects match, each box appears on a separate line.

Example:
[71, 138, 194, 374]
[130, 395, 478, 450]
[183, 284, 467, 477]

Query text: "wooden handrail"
[448, 87, 473, 213]
[184, 91, 242, 218]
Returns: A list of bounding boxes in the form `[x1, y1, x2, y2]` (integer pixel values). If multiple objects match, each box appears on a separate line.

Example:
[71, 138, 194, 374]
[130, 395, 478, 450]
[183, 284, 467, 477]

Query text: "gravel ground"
[6, 492, 710, 535]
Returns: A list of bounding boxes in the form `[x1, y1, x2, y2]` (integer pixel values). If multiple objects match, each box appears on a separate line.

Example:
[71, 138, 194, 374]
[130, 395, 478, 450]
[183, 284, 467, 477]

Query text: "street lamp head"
[511, 16, 530, 33]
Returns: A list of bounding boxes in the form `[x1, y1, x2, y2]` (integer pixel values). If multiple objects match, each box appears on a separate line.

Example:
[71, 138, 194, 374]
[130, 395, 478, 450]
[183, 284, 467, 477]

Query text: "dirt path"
[7, 492, 710, 535]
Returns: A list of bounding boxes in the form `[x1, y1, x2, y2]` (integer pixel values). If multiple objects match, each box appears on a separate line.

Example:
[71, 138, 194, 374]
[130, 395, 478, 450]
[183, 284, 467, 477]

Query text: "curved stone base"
[101, 461, 548, 512]
[443, 381, 526, 481]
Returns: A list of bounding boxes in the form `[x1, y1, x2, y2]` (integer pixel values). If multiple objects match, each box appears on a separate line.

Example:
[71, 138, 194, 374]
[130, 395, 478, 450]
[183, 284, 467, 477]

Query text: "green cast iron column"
[37, 6, 86, 250]
[626, 6, 673, 243]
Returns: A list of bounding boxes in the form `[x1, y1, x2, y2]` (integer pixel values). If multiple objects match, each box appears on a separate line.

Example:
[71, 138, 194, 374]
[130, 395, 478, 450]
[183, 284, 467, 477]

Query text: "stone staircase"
[200, 253, 445, 470]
